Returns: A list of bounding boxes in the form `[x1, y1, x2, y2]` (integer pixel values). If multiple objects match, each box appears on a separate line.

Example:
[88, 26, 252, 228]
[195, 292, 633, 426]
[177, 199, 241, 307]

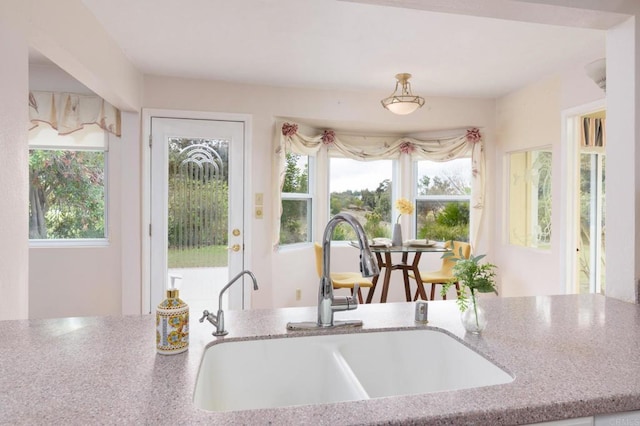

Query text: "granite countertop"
[2, 294, 640, 425]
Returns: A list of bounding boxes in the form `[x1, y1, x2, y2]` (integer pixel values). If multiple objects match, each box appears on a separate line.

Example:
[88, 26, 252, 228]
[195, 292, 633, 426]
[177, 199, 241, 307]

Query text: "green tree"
[29, 150, 105, 239]
[282, 152, 307, 193]
[417, 175, 431, 195]
[420, 169, 470, 196]
[280, 152, 310, 244]
[374, 179, 392, 220]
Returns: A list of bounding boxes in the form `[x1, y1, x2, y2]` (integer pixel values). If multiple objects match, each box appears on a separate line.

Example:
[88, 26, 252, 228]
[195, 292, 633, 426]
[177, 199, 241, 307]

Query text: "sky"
[329, 158, 392, 192]
[327, 157, 471, 193]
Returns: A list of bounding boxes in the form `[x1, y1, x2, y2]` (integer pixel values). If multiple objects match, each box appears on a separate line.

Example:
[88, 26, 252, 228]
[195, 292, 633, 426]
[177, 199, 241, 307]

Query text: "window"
[275, 122, 482, 248]
[415, 158, 471, 242]
[280, 151, 312, 244]
[329, 158, 392, 240]
[28, 125, 108, 241]
[508, 149, 552, 248]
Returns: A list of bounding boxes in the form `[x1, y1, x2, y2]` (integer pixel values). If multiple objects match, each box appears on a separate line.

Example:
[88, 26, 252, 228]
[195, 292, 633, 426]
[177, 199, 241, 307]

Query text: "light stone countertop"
[2, 294, 640, 425]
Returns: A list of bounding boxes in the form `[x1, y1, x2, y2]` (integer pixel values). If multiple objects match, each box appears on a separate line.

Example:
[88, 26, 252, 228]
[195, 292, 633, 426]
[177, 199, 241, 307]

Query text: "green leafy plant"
[441, 244, 498, 328]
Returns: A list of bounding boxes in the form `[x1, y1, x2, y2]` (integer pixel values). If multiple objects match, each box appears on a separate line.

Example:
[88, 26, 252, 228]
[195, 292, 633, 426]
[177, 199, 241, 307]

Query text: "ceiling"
[77, 0, 607, 99]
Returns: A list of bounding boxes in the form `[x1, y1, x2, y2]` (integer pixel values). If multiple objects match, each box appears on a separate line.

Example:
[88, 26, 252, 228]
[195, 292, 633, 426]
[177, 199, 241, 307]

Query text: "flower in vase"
[395, 197, 414, 223]
[441, 244, 498, 332]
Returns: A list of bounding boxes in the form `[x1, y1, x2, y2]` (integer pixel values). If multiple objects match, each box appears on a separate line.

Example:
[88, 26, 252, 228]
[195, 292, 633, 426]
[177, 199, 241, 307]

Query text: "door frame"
[141, 108, 252, 314]
[560, 100, 605, 295]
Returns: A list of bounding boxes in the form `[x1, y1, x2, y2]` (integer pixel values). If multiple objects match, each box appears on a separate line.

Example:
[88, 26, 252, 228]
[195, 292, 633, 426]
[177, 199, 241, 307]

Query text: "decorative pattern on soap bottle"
[156, 291, 189, 355]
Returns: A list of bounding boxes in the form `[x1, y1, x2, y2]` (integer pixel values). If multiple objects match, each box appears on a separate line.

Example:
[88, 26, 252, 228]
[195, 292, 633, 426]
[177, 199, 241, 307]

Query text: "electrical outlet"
[295, 288, 302, 301]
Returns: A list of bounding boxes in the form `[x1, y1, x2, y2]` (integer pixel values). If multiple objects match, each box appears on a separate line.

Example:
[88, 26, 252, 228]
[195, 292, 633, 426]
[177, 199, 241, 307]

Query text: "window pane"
[417, 158, 471, 196]
[280, 199, 311, 244]
[330, 158, 392, 240]
[508, 149, 552, 248]
[283, 152, 309, 194]
[415, 158, 471, 241]
[578, 153, 606, 294]
[416, 200, 469, 242]
[29, 149, 106, 239]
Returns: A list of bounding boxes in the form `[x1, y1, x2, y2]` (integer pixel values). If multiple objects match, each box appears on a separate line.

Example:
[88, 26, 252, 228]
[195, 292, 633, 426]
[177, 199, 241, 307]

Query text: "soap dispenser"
[156, 275, 189, 355]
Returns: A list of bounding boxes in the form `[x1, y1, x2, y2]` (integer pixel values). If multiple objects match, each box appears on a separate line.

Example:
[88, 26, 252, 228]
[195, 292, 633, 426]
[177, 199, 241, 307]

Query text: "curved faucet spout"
[200, 269, 259, 337]
[317, 213, 379, 327]
[218, 270, 259, 310]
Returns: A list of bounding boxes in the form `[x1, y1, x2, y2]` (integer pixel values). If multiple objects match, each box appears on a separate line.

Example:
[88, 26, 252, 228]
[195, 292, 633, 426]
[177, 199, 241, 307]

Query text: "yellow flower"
[395, 198, 414, 223]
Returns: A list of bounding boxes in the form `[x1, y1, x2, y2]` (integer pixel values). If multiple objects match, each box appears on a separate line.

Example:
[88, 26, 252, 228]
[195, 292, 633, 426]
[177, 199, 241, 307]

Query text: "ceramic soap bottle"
[156, 275, 189, 355]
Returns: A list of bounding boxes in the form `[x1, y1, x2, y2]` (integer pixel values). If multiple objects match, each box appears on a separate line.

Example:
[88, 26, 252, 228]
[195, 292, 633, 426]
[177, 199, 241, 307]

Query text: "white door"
[150, 117, 245, 314]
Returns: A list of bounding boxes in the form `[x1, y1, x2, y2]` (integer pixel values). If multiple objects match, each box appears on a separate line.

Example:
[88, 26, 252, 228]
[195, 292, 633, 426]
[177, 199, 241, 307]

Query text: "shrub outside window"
[415, 158, 471, 242]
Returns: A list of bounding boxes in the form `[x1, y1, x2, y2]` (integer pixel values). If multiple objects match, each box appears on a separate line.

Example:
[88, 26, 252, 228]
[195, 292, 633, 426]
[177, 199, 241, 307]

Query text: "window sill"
[29, 239, 110, 248]
[277, 242, 313, 253]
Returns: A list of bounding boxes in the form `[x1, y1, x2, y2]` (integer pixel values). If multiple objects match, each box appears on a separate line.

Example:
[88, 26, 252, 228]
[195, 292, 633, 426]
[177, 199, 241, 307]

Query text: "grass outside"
[168, 245, 228, 268]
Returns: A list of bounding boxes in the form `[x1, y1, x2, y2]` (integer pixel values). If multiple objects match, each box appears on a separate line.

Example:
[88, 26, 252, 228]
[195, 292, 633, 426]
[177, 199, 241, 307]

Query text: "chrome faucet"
[287, 213, 379, 330]
[199, 270, 259, 336]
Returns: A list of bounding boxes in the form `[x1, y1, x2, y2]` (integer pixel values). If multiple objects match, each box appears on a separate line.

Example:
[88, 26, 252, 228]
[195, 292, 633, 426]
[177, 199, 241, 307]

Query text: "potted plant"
[441, 245, 498, 333]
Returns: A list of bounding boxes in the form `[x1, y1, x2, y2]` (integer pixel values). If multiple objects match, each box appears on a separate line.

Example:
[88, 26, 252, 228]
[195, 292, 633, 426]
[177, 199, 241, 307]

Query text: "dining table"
[362, 242, 448, 303]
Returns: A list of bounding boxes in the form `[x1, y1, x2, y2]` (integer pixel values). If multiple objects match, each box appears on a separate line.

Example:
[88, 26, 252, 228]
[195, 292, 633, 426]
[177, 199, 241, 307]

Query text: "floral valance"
[28, 91, 121, 137]
[273, 121, 486, 250]
[277, 122, 479, 161]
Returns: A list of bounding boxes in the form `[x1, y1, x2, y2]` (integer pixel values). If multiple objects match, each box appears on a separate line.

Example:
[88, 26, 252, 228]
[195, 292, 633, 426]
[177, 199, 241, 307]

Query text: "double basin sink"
[193, 328, 514, 412]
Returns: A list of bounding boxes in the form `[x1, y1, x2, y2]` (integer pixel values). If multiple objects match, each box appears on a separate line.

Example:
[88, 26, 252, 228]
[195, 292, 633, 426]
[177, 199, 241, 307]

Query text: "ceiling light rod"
[381, 73, 425, 115]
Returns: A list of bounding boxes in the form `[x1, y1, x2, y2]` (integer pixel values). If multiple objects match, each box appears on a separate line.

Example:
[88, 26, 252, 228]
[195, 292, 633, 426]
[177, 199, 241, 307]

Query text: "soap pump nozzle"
[168, 274, 182, 297]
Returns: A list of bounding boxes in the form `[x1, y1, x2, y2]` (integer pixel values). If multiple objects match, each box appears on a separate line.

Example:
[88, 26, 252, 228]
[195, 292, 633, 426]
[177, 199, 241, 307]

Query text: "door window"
[150, 117, 245, 313]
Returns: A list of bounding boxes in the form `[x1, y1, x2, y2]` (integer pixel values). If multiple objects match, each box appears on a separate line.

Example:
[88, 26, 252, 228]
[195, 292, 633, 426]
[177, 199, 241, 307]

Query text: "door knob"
[232, 229, 241, 236]
[231, 244, 241, 252]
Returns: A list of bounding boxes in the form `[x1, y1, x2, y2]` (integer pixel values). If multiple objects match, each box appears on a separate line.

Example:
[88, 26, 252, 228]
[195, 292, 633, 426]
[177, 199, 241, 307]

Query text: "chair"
[408, 241, 471, 301]
[314, 242, 374, 303]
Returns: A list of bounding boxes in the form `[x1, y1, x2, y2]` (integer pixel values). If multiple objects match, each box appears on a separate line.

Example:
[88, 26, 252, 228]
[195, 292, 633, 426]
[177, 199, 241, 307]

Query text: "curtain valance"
[273, 121, 486, 251]
[28, 91, 121, 138]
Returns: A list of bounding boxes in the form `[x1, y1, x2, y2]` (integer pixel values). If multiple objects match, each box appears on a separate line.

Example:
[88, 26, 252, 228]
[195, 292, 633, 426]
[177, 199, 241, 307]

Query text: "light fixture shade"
[585, 58, 606, 92]
[381, 73, 425, 115]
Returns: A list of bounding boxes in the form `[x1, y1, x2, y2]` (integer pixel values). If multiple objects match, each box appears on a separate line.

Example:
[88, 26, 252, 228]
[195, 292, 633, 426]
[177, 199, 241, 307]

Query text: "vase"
[460, 294, 487, 334]
[391, 223, 403, 247]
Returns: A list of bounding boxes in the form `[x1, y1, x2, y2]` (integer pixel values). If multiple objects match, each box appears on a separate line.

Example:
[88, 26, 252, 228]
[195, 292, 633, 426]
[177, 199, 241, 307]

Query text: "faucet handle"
[199, 310, 211, 323]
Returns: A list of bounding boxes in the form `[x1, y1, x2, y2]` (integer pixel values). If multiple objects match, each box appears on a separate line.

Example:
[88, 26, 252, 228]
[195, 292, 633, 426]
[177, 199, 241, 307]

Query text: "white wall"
[27, 0, 142, 112]
[143, 75, 496, 308]
[0, 1, 29, 320]
[28, 131, 123, 319]
[120, 111, 142, 315]
[494, 67, 604, 297]
[606, 17, 640, 302]
[26, 62, 142, 319]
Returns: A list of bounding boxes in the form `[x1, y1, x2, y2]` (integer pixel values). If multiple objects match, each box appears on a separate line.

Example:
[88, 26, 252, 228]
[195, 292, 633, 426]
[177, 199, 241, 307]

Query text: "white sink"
[193, 329, 513, 412]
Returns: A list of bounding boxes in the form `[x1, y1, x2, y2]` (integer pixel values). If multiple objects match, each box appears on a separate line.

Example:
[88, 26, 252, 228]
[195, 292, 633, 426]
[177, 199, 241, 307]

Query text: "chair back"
[441, 241, 471, 275]
[314, 243, 323, 278]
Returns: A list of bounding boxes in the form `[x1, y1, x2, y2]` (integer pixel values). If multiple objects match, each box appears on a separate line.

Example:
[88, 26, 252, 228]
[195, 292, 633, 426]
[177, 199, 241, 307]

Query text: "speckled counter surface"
[2, 294, 640, 425]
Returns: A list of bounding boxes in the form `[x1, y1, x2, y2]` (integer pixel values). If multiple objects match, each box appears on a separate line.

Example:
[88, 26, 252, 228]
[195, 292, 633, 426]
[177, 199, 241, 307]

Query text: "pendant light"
[381, 73, 425, 115]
